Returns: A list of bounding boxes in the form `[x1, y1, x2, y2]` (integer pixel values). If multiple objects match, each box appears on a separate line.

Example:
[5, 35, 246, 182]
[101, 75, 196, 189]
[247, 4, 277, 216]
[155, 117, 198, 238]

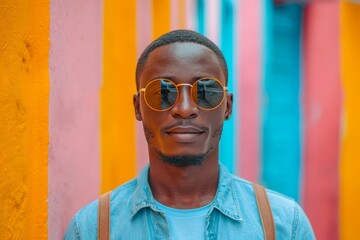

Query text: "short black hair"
[135, 29, 228, 89]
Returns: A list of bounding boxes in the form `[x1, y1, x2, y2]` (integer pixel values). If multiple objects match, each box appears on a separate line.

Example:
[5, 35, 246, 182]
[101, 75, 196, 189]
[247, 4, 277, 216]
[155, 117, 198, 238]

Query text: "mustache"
[161, 121, 208, 132]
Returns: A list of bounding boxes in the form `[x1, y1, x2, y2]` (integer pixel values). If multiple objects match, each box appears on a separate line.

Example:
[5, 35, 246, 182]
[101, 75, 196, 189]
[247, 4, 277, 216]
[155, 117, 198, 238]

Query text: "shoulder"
[231, 174, 299, 214]
[230, 175, 315, 239]
[110, 178, 138, 203]
[64, 178, 138, 239]
[230, 175, 297, 216]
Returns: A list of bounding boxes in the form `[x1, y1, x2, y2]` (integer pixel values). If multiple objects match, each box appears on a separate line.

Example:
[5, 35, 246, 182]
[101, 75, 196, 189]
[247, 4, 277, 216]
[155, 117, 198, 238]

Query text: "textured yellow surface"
[340, 1, 360, 239]
[153, 0, 171, 38]
[0, 0, 49, 239]
[101, 0, 137, 192]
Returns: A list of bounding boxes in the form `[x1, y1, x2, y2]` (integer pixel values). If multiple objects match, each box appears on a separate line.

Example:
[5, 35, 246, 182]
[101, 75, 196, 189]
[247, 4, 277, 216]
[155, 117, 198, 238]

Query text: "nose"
[170, 86, 199, 119]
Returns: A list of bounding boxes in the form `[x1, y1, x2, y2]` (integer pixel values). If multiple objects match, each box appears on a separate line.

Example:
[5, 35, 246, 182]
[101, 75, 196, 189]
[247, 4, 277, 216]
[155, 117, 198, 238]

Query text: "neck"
[148, 147, 219, 209]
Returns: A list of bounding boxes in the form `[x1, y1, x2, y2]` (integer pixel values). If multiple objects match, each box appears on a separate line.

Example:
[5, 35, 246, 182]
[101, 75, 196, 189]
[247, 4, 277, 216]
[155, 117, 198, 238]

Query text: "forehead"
[140, 42, 225, 85]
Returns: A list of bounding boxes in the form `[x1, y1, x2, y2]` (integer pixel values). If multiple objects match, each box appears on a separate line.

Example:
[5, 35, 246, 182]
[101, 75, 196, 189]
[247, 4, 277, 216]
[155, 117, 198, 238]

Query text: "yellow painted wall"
[0, 0, 49, 239]
[340, 1, 360, 239]
[101, 1, 137, 192]
[153, 0, 171, 39]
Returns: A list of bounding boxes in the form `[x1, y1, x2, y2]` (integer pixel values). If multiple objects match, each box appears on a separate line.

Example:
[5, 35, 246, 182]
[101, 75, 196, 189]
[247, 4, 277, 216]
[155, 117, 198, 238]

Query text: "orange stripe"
[152, 0, 171, 39]
[102, 0, 137, 192]
[0, 0, 49, 238]
[179, 0, 186, 29]
[340, 1, 360, 239]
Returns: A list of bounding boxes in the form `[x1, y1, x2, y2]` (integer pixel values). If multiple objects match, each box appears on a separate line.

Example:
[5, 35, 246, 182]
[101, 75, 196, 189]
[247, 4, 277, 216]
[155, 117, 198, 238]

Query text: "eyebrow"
[150, 76, 217, 82]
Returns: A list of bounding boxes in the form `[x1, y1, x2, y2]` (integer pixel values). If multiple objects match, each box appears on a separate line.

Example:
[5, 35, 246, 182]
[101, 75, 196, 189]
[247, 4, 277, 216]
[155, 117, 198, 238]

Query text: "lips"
[164, 126, 205, 142]
[166, 126, 204, 134]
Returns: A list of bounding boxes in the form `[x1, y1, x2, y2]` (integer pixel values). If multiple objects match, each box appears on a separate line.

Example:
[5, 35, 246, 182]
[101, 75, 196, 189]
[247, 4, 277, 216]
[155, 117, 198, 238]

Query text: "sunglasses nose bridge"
[170, 83, 198, 118]
[176, 83, 197, 106]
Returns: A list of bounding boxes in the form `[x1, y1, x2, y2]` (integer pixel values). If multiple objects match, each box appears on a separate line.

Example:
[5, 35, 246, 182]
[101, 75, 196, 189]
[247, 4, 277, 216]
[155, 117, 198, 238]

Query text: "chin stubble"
[144, 123, 224, 167]
[156, 148, 213, 167]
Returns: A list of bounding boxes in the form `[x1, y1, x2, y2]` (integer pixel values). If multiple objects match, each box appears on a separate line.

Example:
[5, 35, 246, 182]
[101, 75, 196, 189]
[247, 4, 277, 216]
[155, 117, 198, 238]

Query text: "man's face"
[134, 42, 232, 166]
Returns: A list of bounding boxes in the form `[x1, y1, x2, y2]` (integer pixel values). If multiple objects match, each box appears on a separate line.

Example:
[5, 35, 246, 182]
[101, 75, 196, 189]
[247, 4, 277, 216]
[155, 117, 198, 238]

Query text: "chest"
[109, 209, 264, 240]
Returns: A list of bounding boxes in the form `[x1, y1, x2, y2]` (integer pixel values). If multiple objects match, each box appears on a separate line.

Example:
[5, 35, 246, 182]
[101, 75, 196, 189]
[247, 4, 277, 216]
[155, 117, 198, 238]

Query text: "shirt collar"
[130, 165, 158, 218]
[130, 163, 242, 221]
[211, 164, 242, 221]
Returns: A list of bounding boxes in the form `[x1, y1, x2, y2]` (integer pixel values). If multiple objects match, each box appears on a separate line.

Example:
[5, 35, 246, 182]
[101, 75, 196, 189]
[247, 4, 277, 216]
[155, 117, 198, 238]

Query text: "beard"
[160, 153, 205, 167]
[156, 146, 213, 167]
[143, 122, 223, 167]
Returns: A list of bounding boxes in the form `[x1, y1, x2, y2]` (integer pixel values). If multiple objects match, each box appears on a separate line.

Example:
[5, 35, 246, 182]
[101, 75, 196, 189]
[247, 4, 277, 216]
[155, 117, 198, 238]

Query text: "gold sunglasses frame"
[137, 77, 228, 111]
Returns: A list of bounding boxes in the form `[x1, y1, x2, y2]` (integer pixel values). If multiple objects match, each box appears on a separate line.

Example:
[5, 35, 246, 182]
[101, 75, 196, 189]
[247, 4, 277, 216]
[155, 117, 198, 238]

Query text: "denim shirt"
[64, 164, 315, 239]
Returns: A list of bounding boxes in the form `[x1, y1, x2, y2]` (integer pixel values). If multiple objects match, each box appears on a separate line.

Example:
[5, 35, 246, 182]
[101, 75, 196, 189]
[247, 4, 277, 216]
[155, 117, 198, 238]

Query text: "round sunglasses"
[138, 77, 228, 111]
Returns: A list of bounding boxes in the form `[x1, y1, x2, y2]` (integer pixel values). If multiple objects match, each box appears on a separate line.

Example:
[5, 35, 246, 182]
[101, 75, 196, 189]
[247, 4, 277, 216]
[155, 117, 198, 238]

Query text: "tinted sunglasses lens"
[192, 79, 224, 109]
[145, 79, 177, 110]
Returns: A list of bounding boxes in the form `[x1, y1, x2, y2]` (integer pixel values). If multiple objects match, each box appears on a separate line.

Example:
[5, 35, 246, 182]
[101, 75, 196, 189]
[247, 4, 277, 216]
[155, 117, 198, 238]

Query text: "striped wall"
[1, 0, 360, 239]
[237, 0, 262, 182]
[101, 0, 137, 193]
[48, 1, 102, 239]
[302, 2, 341, 239]
[340, 1, 360, 239]
[262, 1, 303, 201]
[0, 0, 49, 238]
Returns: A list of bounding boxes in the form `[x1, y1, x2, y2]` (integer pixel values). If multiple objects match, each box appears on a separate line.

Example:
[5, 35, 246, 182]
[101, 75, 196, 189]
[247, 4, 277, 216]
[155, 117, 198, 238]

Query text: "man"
[65, 30, 315, 239]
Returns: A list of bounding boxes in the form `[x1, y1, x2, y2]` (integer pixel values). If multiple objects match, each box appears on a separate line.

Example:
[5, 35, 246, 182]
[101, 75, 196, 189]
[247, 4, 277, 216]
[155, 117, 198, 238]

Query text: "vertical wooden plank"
[102, 0, 137, 192]
[49, 0, 102, 237]
[262, 1, 303, 200]
[340, 1, 360, 239]
[302, 2, 341, 239]
[237, 0, 262, 181]
[0, 0, 49, 238]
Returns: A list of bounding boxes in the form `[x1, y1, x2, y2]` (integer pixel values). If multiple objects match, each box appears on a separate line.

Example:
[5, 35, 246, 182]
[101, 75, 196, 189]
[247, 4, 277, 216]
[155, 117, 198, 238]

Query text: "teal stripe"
[219, 0, 236, 174]
[197, 0, 205, 35]
[262, 1, 303, 201]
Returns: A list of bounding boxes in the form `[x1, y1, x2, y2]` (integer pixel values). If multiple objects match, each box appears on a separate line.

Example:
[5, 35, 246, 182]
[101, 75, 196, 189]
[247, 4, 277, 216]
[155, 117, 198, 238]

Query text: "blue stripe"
[197, 0, 205, 35]
[261, 1, 303, 201]
[219, 0, 236, 174]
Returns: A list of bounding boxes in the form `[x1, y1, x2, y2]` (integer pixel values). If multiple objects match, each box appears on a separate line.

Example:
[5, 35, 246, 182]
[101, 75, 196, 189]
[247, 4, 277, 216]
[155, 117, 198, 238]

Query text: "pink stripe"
[136, 0, 152, 55]
[206, 0, 220, 44]
[171, 0, 179, 30]
[237, 0, 261, 181]
[49, 0, 102, 238]
[136, 0, 152, 173]
[302, 3, 341, 239]
[185, 0, 196, 30]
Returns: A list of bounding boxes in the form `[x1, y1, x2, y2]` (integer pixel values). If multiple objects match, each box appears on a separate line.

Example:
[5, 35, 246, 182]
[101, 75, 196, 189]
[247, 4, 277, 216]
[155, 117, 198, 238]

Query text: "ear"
[224, 93, 233, 120]
[133, 94, 142, 121]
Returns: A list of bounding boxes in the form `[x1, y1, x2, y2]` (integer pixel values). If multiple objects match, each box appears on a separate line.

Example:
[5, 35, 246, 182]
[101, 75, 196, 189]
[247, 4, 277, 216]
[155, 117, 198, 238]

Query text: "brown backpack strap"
[98, 191, 111, 240]
[253, 183, 276, 240]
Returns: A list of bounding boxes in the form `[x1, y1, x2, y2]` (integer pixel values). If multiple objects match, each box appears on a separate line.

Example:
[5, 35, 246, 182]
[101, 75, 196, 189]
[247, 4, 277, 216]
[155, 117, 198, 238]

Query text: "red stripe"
[302, 3, 341, 239]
